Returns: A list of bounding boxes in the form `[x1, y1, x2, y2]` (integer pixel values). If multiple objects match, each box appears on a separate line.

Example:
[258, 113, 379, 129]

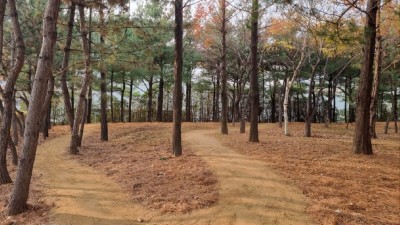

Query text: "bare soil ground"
[0, 126, 70, 225]
[216, 122, 400, 225]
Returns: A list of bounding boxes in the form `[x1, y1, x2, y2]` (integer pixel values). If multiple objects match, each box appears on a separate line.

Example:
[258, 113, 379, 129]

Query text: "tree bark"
[353, 0, 378, 155]
[249, 0, 259, 142]
[0, 0, 5, 63]
[157, 72, 164, 122]
[129, 75, 133, 122]
[284, 37, 306, 136]
[60, 3, 75, 130]
[120, 72, 125, 122]
[220, 0, 228, 134]
[172, 0, 183, 156]
[86, 7, 93, 124]
[41, 74, 55, 139]
[8, 0, 60, 215]
[70, 2, 92, 155]
[147, 75, 154, 122]
[185, 79, 192, 122]
[0, 0, 25, 185]
[110, 70, 114, 122]
[99, 4, 108, 140]
[369, 7, 382, 139]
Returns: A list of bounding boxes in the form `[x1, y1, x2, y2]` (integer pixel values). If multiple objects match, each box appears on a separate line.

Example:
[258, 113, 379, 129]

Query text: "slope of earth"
[216, 122, 400, 225]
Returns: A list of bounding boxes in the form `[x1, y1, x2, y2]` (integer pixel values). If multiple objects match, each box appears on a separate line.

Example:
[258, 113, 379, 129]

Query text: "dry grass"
[216, 122, 400, 225]
[75, 123, 219, 214]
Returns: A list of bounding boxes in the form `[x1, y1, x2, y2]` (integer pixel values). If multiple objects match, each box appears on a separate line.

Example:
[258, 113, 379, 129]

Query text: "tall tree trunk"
[278, 78, 286, 128]
[284, 38, 306, 136]
[60, 3, 75, 130]
[87, 86, 92, 123]
[120, 72, 125, 122]
[11, 93, 18, 145]
[70, 3, 92, 155]
[353, 0, 378, 155]
[0, 0, 5, 63]
[220, 0, 228, 134]
[157, 73, 164, 122]
[214, 69, 221, 122]
[78, 98, 88, 147]
[8, 137, 17, 166]
[110, 70, 114, 122]
[249, 0, 259, 142]
[129, 75, 134, 122]
[8, 0, 59, 215]
[369, 7, 382, 139]
[100, 70, 108, 141]
[99, 5, 108, 141]
[185, 80, 192, 122]
[391, 77, 398, 133]
[147, 75, 154, 122]
[0, 0, 25, 185]
[270, 78, 277, 123]
[172, 0, 183, 157]
[86, 7, 93, 124]
[305, 63, 318, 137]
[42, 74, 55, 139]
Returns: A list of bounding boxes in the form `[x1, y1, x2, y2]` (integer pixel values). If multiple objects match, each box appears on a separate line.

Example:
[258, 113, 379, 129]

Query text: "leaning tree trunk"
[8, 0, 60, 215]
[249, 0, 259, 142]
[70, 2, 92, 155]
[353, 0, 378, 155]
[60, 3, 75, 130]
[220, 0, 228, 134]
[0, 0, 25, 185]
[172, 0, 183, 157]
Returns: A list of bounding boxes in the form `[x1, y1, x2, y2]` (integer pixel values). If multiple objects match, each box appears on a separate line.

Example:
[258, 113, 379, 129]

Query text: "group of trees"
[0, 0, 398, 216]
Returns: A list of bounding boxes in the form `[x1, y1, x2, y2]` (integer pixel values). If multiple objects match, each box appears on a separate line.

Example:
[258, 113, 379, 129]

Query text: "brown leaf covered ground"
[1, 122, 398, 225]
[75, 123, 219, 214]
[215, 122, 400, 225]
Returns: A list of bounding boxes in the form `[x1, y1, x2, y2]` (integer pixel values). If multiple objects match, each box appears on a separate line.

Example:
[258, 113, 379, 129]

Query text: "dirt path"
[34, 128, 313, 224]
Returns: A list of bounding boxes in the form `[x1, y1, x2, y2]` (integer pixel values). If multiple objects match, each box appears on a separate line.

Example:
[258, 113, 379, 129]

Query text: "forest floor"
[216, 122, 400, 225]
[0, 122, 399, 225]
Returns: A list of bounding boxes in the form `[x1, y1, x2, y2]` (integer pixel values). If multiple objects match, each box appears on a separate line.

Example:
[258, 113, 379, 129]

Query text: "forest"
[0, 0, 399, 224]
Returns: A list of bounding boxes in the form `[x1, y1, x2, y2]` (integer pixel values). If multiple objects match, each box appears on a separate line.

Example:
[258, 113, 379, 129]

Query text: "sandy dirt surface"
[31, 124, 313, 225]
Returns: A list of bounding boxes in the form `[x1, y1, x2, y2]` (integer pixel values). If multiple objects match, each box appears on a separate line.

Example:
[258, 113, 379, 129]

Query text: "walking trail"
[35, 128, 313, 225]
